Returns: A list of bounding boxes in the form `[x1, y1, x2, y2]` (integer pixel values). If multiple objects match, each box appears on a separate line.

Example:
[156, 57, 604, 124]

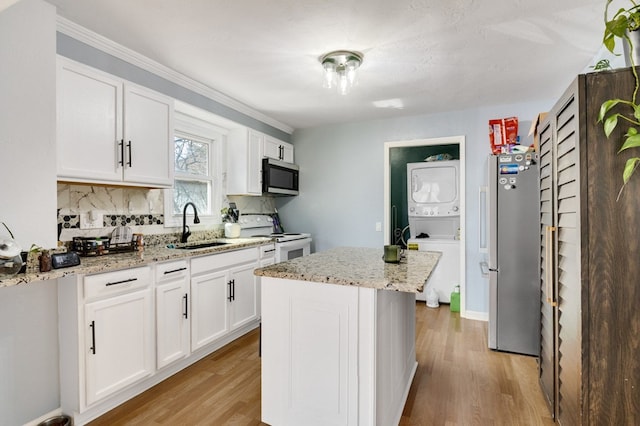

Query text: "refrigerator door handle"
[478, 186, 488, 253]
[479, 261, 494, 276]
[479, 261, 489, 276]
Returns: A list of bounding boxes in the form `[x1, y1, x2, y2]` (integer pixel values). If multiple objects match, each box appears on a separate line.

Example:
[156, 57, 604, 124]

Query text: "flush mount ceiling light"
[320, 50, 363, 95]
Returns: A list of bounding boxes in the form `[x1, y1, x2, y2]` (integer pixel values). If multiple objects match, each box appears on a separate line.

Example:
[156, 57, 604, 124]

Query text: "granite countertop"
[254, 246, 441, 293]
[0, 237, 273, 288]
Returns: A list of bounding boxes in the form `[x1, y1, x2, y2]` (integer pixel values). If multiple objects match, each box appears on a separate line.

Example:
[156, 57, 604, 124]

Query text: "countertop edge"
[255, 247, 442, 294]
[0, 237, 273, 288]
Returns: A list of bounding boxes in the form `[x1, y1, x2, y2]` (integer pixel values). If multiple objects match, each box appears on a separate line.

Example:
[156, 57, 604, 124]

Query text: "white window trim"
[164, 112, 225, 228]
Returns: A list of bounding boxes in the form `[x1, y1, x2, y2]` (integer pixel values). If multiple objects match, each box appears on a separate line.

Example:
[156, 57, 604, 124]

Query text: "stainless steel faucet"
[181, 202, 200, 243]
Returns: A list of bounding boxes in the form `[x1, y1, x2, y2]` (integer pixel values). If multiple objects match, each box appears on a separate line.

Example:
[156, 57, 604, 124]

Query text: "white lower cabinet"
[82, 267, 154, 406]
[155, 260, 190, 369]
[190, 268, 229, 350]
[257, 243, 276, 319]
[59, 245, 265, 425]
[228, 261, 260, 330]
[190, 247, 260, 351]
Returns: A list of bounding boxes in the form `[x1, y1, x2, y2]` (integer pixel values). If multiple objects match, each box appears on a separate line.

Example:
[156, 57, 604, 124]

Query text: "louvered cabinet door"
[538, 114, 556, 418]
[553, 86, 582, 426]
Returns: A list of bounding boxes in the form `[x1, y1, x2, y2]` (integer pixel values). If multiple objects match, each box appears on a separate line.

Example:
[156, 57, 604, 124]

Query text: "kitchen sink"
[167, 241, 230, 250]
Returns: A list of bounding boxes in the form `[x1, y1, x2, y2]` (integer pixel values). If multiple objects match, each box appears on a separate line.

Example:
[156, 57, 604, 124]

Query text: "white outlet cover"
[80, 213, 104, 229]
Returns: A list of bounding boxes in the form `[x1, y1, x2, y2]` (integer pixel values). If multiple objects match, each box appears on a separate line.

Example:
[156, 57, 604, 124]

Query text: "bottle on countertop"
[39, 250, 52, 272]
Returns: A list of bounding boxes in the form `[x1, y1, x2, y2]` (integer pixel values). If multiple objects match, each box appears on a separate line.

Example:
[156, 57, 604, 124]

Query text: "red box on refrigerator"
[489, 117, 518, 154]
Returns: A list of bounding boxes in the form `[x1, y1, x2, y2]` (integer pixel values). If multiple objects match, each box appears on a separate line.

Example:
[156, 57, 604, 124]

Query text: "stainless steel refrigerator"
[486, 153, 540, 356]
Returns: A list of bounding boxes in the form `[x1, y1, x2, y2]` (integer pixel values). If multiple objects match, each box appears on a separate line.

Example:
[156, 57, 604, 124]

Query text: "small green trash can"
[450, 285, 460, 312]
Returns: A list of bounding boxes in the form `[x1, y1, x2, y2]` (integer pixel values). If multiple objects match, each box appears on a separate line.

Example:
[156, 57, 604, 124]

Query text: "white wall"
[0, 0, 57, 250]
[278, 99, 552, 314]
[0, 1, 59, 424]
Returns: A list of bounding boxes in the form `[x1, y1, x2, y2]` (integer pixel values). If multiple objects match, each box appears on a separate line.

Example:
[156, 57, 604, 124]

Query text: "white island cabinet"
[256, 247, 441, 426]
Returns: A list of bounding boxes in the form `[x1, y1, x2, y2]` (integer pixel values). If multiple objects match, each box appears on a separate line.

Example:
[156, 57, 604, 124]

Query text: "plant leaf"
[607, 13, 631, 38]
[604, 114, 619, 137]
[599, 99, 622, 121]
[633, 104, 640, 121]
[619, 132, 640, 152]
[604, 32, 617, 53]
[622, 157, 640, 184]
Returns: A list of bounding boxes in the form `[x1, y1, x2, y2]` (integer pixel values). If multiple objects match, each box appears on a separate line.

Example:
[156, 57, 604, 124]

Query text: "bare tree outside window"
[173, 137, 212, 215]
[175, 137, 208, 175]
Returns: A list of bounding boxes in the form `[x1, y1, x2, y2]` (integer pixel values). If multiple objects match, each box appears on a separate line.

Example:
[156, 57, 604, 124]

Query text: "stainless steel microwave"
[262, 158, 299, 196]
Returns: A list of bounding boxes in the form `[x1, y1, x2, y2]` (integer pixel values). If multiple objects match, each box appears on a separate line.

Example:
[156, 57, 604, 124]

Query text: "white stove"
[239, 214, 312, 262]
[267, 233, 312, 243]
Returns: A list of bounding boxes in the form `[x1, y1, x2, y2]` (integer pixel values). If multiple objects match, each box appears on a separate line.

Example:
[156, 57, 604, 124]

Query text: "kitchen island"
[255, 247, 441, 426]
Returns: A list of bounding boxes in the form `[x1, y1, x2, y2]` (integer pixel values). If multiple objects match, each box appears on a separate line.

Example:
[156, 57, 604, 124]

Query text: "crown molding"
[56, 16, 293, 134]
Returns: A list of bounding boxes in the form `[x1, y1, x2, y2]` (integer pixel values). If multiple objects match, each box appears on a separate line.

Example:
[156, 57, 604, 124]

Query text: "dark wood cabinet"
[538, 68, 640, 425]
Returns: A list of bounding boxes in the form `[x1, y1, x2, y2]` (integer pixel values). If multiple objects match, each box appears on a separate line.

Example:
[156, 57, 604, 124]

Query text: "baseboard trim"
[24, 409, 63, 426]
[392, 360, 418, 426]
[463, 310, 488, 321]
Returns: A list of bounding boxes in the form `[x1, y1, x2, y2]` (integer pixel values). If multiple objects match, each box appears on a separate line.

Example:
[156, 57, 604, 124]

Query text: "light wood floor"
[89, 304, 554, 425]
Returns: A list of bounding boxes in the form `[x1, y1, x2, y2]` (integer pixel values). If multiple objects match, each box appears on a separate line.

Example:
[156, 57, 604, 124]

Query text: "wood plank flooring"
[88, 304, 554, 426]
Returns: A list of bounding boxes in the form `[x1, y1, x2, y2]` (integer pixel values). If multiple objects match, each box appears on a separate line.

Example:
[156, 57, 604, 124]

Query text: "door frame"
[383, 136, 466, 316]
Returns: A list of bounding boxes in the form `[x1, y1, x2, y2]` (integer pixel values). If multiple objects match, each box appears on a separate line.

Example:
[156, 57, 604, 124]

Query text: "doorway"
[383, 136, 466, 316]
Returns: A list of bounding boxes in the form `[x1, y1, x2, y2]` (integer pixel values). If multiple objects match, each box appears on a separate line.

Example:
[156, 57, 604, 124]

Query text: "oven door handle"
[277, 238, 312, 248]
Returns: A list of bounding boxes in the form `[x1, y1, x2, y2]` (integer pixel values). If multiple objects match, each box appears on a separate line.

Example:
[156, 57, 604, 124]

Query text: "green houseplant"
[599, 0, 640, 198]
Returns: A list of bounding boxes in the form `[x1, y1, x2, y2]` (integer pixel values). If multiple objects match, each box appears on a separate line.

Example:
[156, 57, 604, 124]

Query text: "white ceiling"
[47, 0, 606, 130]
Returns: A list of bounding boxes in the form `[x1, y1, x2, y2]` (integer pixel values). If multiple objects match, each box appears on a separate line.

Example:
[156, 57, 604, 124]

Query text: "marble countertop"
[254, 247, 441, 293]
[0, 237, 273, 288]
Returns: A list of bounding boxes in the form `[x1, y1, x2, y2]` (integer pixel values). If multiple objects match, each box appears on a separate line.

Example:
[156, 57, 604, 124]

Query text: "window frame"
[164, 112, 224, 228]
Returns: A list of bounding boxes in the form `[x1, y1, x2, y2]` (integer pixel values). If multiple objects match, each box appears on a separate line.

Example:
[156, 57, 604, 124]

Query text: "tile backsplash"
[58, 184, 164, 215]
[57, 183, 170, 242]
[57, 184, 277, 243]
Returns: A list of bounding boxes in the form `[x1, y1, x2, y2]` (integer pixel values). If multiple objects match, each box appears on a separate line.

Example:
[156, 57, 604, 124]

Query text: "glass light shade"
[320, 50, 363, 95]
[323, 60, 336, 88]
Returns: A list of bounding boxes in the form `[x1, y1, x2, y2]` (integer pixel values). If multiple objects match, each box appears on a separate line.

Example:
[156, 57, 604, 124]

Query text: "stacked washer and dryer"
[406, 160, 460, 305]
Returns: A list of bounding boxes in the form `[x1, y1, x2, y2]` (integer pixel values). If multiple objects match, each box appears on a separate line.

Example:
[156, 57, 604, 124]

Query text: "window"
[165, 112, 223, 227]
[173, 135, 212, 215]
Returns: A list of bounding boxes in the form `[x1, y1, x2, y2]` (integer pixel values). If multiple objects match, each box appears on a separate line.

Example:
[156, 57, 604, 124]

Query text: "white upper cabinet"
[226, 127, 264, 196]
[226, 127, 293, 196]
[57, 58, 174, 188]
[121, 84, 174, 186]
[263, 136, 294, 163]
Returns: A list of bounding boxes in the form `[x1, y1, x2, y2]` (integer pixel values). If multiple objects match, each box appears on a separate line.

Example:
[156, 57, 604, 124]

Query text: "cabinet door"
[85, 288, 153, 406]
[191, 270, 229, 351]
[122, 84, 174, 187]
[538, 114, 557, 418]
[263, 136, 282, 160]
[264, 136, 294, 163]
[229, 261, 259, 330]
[156, 277, 190, 369]
[258, 255, 275, 319]
[57, 58, 123, 183]
[227, 128, 263, 195]
[281, 142, 294, 163]
[247, 130, 264, 194]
